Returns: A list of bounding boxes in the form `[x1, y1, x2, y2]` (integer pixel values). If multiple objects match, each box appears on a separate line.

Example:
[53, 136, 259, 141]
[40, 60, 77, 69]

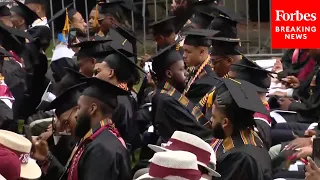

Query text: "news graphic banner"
[271, 0, 320, 49]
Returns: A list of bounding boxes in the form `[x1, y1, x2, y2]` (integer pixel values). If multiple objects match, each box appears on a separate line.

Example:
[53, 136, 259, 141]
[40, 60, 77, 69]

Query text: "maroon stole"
[67, 119, 121, 180]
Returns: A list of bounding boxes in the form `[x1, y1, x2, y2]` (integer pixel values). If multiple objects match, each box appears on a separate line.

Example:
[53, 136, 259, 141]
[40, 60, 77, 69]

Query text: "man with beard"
[49, 5, 85, 82]
[151, 41, 212, 142]
[228, 54, 274, 149]
[208, 78, 272, 180]
[33, 77, 131, 180]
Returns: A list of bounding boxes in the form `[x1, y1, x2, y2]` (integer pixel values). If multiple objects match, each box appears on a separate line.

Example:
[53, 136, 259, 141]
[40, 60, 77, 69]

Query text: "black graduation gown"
[112, 95, 141, 150]
[279, 49, 314, 79]
[185, 65, 219, 103]
[152, 89, 212, 142]
[44, 128, 131, 180]
[286, 65, 320, 123]
[212, 130, 273, 180]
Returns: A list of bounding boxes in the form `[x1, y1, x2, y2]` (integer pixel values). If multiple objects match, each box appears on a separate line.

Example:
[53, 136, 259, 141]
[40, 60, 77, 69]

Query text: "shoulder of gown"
[78, 129, 132, 180]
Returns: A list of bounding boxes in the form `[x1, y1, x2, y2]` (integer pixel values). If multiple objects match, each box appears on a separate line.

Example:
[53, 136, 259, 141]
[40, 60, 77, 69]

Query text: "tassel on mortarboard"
[62, 8, 71, 41]
[93, 4, 99, 28]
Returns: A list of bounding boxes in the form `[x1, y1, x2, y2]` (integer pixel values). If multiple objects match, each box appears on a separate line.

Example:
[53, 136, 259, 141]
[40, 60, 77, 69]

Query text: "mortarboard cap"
[190, 11, 215, 29]
[112, 23, 142, 44]
[104, 45, 145, 73]
[25, 0, 47, 5]
[230, 54, 274, 93]
[46, 83, 84, 117]
[210, 6, 244, 38]
[71, 39, 111, 58]
[53, 67, 87, 96]
[193, 0, 218, 13]
[98, 0, 124, 20]
[182, 28, 219, 47]
[214, 78, 269, 115]
[11, 0, 41, 27]
[148, 16, 176, 36]
[151, 40, 183, 77]
[81, 77, 129, 109]
[210, 37, 249, 56]
[109, 28, 135, 53]
[0, 2, 11, 17]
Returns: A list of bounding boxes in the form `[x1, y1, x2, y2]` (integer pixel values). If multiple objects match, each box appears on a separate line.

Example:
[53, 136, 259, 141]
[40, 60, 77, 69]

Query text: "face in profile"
[74, 96, 92, 138]
[71, 12, 88, 35]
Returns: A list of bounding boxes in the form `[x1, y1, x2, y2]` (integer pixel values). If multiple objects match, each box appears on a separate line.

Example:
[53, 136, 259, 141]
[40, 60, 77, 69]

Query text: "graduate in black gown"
[270, 50, 320, 124]
[229, 55, 274, 149]
[210, 37, 245, 77]
[151, 41, 212, 142]
[35, 77, 131, 180]
[96, 0, 136, 40]
[93, 45, 143, 150]
[208, 78, 272, 180]
[148, 16, 183, 54]
[70, 39, 111, 77]
[181, 28, 220, 103]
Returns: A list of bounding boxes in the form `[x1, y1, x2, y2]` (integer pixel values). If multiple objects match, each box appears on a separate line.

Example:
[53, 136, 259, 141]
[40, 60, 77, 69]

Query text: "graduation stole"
[210, 128, 264, 158]
[160, 82, 210, 126]
[67, 118, 118, 180]
[183, 55, 211, 95]
[197, 73, 229, 111]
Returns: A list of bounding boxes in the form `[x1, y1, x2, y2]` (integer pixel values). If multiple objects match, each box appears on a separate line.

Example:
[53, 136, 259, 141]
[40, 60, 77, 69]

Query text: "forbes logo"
[275, 10, 317, 21]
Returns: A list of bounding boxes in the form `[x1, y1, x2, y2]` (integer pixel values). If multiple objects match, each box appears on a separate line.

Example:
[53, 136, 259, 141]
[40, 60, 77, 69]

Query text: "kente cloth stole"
[183, 56, 211, 95]
[67, 118, 119, 180]
[196, 73, 229, 111]
[309, 67, 320, 96]
[210, 129, 264, 158]
[160, 82, 210, 126]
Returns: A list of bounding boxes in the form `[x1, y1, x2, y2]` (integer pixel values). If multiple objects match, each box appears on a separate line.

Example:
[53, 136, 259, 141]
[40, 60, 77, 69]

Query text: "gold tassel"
[176, 44, 179, 51]
[206, 90, 215, 109]
[62, 9, 70, 40]
[93, 4, 99, 28]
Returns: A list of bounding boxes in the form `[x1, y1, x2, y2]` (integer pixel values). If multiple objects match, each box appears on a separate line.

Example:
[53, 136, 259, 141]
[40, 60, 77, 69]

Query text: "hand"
[38, 130, 53, 141]
[305, 157, 320, 180]
[305, 129, 317, 137]
[268, 91, 287, 97]
[140, 54, 151, 68]
[147, 73, 155, 88]
[285, 137, 313, 150]
[293, 146, 313, 159]
[272, 59, 283, 73]
[283, 76, 300, 88]
[278, 98, 292, 110]
[31, 139, 49, 161]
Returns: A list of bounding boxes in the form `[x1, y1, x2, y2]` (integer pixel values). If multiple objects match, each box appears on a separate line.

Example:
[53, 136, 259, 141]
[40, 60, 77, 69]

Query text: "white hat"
[148, 131, 220, 177]
[136, 151, 206, 180]
[0, 130, 41, 179]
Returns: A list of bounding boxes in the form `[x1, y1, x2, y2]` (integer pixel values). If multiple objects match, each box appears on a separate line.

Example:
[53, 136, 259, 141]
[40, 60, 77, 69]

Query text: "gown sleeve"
[289, 70, 320, 118]
[79, 143, 131, 180]
[155, 97, 212, 142]
[214, 152, 265, 180]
